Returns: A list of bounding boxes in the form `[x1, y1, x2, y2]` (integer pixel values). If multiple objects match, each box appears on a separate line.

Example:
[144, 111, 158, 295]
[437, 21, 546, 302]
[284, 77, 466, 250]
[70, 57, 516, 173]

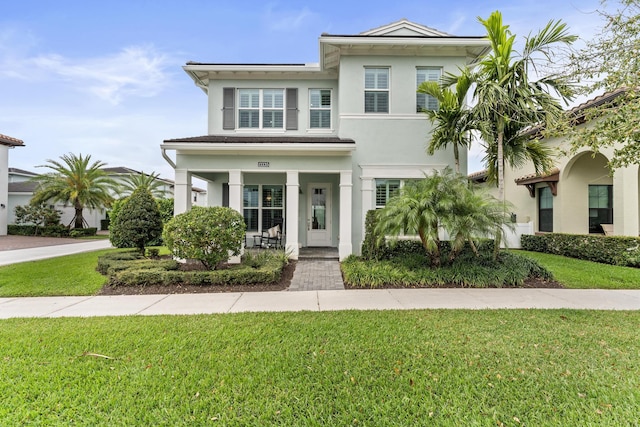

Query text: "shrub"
[109, 188, 163, 254]
[69, 227, 97, 237]
[341, 250, 552, 289]
[521, 233, 640, 267]
[156, 198, 174, 224]
[361, 210, 386, 260]
[8, 224, 70, 237]
[98, 249, 286, 287]
[13, 203, 62, 235]
[163, 206, 246, 270]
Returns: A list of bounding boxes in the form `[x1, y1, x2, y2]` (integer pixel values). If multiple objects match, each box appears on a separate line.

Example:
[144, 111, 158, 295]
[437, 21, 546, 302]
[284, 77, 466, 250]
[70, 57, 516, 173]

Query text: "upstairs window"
[238, 89, 284, 129]
[364, 68, 389, 113]
[309, 89, 331, 128]
[416, 67, 442, 112]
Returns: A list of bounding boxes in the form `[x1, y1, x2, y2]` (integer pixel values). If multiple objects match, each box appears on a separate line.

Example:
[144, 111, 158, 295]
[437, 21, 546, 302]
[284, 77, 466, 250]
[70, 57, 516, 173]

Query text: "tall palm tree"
[119, 171, 167, 199]
[471, 11, 577, 200]
[31, 153, 118, 229]
[418, 69, 476, 173]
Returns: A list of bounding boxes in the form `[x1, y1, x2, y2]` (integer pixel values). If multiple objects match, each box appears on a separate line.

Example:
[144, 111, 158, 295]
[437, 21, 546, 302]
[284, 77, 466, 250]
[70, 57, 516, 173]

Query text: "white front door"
[307, 183, 332, 247]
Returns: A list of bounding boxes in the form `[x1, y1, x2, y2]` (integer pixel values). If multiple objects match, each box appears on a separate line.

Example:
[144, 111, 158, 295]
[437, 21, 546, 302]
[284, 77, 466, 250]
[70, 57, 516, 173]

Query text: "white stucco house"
[470, 89, 639, 239]
[1, 134, 25, 235]
[161, 19, 490, 260]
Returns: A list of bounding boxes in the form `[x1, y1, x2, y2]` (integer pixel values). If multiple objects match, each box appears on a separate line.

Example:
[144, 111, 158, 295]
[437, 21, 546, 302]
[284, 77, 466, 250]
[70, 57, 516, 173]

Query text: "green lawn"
[517, 250, 640, 289]
[0, 249, 113, 297]
[0, 310, 638, 425]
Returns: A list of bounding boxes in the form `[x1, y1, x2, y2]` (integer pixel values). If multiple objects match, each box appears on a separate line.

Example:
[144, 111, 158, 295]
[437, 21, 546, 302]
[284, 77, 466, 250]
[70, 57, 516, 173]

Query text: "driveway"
[0, 235, 88, 251]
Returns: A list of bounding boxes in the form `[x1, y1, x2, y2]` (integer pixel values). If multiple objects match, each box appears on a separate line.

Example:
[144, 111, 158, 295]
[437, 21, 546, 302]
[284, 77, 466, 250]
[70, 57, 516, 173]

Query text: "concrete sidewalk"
[1, 288, 639, 318]
[0, 239, 112, 266]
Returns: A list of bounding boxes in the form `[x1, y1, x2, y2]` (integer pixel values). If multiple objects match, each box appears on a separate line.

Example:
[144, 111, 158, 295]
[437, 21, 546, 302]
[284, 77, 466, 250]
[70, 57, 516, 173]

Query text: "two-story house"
[161, 19, 490, 260]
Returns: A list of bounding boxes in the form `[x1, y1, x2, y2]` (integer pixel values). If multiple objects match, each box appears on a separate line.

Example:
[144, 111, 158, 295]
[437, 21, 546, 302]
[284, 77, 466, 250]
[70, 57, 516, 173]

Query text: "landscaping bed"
[97, 250, 292, 295]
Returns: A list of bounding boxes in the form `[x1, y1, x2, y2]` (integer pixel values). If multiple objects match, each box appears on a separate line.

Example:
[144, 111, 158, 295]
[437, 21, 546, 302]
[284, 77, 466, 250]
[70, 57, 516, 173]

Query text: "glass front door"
[307, 183, 331, 246]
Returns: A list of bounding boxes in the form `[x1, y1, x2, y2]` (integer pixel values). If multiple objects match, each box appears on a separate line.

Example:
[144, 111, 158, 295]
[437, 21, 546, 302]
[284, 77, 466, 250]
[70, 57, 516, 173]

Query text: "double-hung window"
[238, 89, 284, 129]
[243, 184, 284, 232]
[588, 185, 613, 233]
[364, 68, 389, 113]
[309, 89, 331, 128]
[416, 67, 442, 112]
[375, 179, 401, 208]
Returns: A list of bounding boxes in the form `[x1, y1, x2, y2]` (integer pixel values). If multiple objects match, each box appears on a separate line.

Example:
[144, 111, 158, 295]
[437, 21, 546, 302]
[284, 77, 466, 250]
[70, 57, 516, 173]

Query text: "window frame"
[416, 67, 442, 112]
[538, 186, 553, 232]
[364, 67, 390, 114]
[243, 184, 285, 233]
[309, 89, 332, 129]
[237, 88, 285, 129]
[374, 179, 403, 209]
[588, 184, 613, 234]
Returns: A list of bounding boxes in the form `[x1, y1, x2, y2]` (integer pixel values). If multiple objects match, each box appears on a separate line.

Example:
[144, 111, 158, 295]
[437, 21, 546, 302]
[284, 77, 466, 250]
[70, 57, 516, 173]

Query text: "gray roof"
[164, 135, 356, 144]
[8, 167, 37, 176]
[8, 181, 37, 193]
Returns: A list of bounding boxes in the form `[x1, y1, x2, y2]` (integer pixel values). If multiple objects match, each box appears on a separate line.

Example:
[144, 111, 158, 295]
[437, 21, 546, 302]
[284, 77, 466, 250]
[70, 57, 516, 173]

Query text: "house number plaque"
[258, 162, 270, 168]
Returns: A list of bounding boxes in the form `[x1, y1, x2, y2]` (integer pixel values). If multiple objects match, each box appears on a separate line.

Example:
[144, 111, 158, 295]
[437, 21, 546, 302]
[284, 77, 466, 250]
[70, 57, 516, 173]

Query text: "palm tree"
[376, 168, 510, 266]
[31, 153, 118, 229]
[119, 171, 167, 199]
[418, 68, 476, 173]
[470, 11, 577, 200]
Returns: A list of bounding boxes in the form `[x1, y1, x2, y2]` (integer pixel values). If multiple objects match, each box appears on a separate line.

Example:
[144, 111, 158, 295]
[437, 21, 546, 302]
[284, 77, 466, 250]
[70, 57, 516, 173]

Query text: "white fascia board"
[162, 142, 355, 155]
[183, 64, 322, 73]
[320, 36, 489, 49]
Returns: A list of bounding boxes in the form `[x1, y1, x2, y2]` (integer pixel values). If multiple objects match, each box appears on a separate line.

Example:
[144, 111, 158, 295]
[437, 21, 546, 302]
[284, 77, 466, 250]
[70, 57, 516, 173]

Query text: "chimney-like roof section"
[0, 133, 24, 147]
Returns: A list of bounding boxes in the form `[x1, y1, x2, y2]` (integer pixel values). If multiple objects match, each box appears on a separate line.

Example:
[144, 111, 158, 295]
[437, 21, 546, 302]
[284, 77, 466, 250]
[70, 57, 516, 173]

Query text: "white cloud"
[30, 45, 172, 105]
[264, 4, 313, 31]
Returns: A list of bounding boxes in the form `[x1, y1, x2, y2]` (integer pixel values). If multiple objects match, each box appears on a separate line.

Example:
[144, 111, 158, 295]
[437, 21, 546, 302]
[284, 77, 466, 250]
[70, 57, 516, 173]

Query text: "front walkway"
[1, 289, 639, 318]
[288, 248, 345, 291]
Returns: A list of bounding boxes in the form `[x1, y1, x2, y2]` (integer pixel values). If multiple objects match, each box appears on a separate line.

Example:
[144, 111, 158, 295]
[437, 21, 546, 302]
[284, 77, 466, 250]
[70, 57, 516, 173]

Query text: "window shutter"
[222, 88, 235, 130]
[286, 88, 298, 130]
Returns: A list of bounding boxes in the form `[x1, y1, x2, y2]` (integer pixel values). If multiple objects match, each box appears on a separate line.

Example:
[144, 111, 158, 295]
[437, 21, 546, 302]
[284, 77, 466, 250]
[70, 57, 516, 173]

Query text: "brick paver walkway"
[288, 248, 345, 291]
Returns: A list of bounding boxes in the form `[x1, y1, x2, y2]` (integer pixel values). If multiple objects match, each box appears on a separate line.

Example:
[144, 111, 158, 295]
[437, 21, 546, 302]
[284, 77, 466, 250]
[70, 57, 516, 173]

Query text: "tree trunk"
[74, 200, 84, 229]
[453, 144, 460, 174]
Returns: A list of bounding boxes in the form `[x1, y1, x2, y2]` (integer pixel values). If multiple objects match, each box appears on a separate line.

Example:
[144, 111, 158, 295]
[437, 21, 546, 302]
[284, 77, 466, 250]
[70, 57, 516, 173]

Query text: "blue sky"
[1, 0, 606, 179]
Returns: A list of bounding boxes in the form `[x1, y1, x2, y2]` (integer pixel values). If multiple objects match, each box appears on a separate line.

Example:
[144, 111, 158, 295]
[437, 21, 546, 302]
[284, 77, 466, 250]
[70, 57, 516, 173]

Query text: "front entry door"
[307, 183, 332, 246]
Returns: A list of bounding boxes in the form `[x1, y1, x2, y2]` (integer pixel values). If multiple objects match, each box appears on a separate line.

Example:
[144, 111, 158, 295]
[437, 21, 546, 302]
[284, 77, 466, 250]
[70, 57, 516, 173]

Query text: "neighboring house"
[161, 19, 490, 260]
[7, 166, 202, 229]
[1, 134, 25, 235]
[470, 89, 638, 239]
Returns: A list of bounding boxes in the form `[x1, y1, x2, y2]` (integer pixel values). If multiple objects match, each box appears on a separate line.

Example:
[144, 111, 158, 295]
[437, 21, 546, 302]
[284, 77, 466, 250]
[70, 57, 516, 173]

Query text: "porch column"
[174, 169, 192, 215]
[0, 146, 8, 235]
[361, 177, 374, 239]
[614, 165, 640, 236]
[228, 170, 243, 263]
[339, 170, 353, 260]
[286, 171, 300, 260]
[207, 181, 223, 207]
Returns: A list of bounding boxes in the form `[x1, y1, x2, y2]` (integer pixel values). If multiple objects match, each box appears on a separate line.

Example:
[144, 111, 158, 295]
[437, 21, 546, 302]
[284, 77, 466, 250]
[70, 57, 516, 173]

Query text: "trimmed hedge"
[521, 233, 640, 267]
[8, 224, 69, 237]
[69, 228, 98, 237]
[97, 250, 287, 287]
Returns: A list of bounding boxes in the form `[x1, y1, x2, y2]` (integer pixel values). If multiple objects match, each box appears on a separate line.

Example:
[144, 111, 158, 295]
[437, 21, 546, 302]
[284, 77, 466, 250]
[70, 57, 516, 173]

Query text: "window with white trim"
[375, 179, 401, 208]
[238, 89, 284, 129]
[364, 68, 389, 113]
[309, 89, 331, 128]
[416, 67, 442, 112]
[243, 184, 284, 232]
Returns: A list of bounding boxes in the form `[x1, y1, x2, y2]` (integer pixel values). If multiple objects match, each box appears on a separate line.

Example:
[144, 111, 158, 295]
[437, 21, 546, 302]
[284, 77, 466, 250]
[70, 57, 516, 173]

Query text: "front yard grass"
[0, 310, 638, 425]
[517, 250, 640, 289]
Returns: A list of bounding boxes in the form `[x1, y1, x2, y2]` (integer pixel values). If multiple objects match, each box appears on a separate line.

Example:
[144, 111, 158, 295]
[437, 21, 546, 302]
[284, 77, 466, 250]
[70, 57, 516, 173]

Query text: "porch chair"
[260, 224, 283, 249]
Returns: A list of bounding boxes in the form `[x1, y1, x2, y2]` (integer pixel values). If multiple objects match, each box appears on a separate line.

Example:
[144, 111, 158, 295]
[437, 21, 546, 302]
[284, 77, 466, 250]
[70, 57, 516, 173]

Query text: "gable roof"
[359, 18, 451, 37]
[8, 167, 37, 177]
[8, 181, 38, 193]
[0, 133, 24, 147]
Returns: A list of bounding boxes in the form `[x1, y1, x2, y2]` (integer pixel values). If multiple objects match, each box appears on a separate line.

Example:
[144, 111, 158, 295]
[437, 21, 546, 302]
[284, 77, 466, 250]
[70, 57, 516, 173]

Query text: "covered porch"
[162, 136, 356, 260]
